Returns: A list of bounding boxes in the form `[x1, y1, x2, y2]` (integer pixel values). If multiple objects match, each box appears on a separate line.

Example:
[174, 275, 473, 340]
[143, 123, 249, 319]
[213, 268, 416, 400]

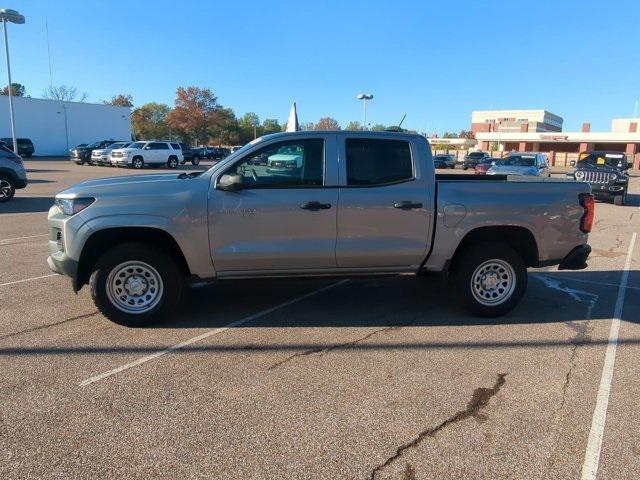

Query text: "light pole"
[357, 93, 373, 130]
[0, 9, 24, 155]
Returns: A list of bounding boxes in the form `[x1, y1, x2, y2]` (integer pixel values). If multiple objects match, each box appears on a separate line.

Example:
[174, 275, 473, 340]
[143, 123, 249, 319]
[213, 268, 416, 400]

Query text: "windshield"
[496, 155, 536, 167]
[468, 152, 485, 158]
[127, 142, 146, 149]
[109, 142, 127, 149]
[578, 153, 626, 169]
[87, 141, 104, 148]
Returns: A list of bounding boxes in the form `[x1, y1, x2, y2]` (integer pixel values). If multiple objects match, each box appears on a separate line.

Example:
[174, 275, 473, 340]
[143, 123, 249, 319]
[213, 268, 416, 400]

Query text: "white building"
[0, 96, 131, 155]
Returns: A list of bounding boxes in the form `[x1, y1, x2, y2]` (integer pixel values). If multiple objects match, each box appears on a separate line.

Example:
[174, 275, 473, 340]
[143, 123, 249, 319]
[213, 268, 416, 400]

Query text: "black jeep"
[567, 151, 630, 206]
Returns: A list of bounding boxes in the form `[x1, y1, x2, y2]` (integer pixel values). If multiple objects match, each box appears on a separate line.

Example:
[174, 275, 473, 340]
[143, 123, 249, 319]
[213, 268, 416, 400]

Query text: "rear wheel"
[167, 156, 178, 169]
[0, 175, 15, 202]
[90, 243, 184, 327]
[452, 242, 527, 317]
[132, 156, 144, 169]
[191, 155, 201, 166]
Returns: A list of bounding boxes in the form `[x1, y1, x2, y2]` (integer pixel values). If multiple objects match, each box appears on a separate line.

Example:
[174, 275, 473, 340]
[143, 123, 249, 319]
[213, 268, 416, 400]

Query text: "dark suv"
[0, 137, 35, 157]
[463, 151, 490, 170]
[70, 140, 120, 165]
[567, 151, 630, 205]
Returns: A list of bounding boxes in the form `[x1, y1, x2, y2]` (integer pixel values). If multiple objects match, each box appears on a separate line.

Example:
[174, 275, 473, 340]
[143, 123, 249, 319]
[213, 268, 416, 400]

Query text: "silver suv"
[0, 143, 27, 202]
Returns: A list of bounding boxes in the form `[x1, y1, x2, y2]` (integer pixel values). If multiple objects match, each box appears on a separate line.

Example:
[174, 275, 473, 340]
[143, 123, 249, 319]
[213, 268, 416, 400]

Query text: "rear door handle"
[300, 201, 332, 211]
[393, 201, 423, 210]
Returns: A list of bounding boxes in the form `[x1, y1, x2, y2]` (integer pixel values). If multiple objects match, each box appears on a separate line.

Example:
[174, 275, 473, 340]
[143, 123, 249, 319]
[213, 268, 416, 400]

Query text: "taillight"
[579, 193, 594, 233]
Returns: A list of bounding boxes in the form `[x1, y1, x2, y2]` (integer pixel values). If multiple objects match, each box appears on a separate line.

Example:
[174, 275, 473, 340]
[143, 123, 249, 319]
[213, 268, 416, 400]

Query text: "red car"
[475, 158, 497, 174]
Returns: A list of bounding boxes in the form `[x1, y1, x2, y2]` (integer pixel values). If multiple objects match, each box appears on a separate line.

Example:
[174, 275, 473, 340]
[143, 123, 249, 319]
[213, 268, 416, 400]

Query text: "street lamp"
[0, 8, 25, 155]
[357, 93, 373, 130]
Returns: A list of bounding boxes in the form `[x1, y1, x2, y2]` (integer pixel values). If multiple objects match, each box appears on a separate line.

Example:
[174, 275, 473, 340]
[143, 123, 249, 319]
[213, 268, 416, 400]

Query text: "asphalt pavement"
[1, 159, 639, 479]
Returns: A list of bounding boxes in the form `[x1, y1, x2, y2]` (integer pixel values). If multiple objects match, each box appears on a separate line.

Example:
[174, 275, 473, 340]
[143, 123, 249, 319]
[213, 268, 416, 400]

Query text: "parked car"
[110, 141, 184, 169]
[91, 141, 130, 166]
[230, 145, 243, 153]
[433, 154, 456, 169]
[70, 140, 120, 165]
[47, 131, 593, 327]
[179, 144, 202, 166]
[487, 153, 550, 177]
[567, 151, 630, 205]
[463, 151, 490, 170]
[0, 143, 27, 202]
[474, 158, 497, 174]
[0, 137, 35, 157]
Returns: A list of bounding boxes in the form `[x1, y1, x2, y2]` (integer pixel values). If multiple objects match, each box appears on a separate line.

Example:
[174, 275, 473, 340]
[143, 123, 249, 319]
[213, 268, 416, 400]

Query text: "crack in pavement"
[0, 311, 99, 341]
[267, 326, 400, 370]
[369, 373, 507, 480]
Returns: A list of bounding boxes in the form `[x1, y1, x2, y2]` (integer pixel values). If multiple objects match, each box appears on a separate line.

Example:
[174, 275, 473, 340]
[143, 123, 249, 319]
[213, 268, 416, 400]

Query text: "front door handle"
[300, 201, 332, 211]
[393, 201, 423, 210]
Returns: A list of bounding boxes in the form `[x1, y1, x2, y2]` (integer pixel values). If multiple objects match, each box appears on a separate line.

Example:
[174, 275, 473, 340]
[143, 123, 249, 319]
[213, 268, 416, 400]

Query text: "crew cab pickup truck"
[47, 131, 593, 326]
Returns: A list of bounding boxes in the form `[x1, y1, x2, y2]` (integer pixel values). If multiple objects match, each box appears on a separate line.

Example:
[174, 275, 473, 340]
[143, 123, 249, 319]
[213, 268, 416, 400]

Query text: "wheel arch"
[450, 225, 539, 270]
[75, 226, 191, 292]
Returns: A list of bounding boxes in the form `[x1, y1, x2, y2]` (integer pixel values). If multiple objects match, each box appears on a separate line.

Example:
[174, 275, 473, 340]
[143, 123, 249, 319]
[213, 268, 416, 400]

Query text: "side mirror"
[217, 173, 243, 191]
[570, 160, 576, 167]
[143, 146, 150, 150]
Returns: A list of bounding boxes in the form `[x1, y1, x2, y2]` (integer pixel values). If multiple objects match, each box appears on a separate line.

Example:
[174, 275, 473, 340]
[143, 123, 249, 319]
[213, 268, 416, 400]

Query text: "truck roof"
[259, 130, 423, 141]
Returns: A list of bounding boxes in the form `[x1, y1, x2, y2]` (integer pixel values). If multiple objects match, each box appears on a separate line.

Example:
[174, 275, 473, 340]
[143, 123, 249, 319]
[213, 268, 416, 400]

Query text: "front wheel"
[132, 157, 144, 169]
[0, 175, 16, 202]
[452, 242, 527, 317]
[167, 156, 178, 169]
[90, 243, 184, 327]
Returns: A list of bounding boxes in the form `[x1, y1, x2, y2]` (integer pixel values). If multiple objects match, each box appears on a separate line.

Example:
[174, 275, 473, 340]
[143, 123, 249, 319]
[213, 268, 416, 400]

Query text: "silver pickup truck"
[47, 131, 593, 326]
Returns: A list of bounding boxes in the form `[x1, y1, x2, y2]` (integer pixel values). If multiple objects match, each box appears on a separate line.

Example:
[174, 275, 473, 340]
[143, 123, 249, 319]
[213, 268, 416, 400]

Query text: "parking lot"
[1, 159, 639, 479]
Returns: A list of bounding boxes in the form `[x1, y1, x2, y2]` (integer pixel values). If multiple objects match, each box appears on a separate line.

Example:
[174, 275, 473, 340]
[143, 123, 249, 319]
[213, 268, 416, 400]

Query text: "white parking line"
[581, 231, 637, 480]
[79, 279, 349, 387]
[0, 273, 59, 288]
[0, 234, 48, 244]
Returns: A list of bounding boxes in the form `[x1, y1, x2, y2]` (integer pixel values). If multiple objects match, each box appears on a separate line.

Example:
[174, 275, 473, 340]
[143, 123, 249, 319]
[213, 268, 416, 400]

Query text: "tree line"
[1, 82, 474, 146]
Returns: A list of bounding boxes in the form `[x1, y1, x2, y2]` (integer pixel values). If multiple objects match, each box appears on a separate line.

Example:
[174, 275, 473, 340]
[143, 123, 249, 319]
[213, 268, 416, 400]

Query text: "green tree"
[262, 118, 281, 135]
[238, 112, 261, 143]
[1, 83, 25, 97]
[370, 123, 386, 131]
[315, 117, 340, 130]
[105, 94, 133, 107]
[345, 121, 363, 131]
[131, 102, 171, 140]
[209, 108, 240, 145]
[300, 122, 315, 131]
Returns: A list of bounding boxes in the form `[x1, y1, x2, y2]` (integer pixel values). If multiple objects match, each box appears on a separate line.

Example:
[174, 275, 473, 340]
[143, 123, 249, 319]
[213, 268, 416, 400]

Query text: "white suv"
[110, 141, 184, 169]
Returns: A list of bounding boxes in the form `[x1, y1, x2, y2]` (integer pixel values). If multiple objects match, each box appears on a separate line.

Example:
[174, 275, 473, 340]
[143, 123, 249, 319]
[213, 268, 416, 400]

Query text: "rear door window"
[149, 142, 169, 150]
[345, 138, 413, 186]
[171, 143, 181, 150]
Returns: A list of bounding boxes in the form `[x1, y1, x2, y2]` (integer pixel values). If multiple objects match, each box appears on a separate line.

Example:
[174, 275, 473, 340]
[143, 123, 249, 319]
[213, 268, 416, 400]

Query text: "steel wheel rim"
[0, 179, 12, 198]
[106, 261, 164, 314]
[471, 259, 516, 306]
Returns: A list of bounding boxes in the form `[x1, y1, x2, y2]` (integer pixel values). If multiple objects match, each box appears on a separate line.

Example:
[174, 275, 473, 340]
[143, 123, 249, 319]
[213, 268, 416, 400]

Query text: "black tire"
[463, 166, 468, 171]
[191, 155, 200, 166]
[0, 174, 16, 202]
[614, 194, 624, 206]
[89, 243, 184, 327]
[167, 156, 178, 169]
[452, 242, 527, 317]
[132, 156, 144, 169]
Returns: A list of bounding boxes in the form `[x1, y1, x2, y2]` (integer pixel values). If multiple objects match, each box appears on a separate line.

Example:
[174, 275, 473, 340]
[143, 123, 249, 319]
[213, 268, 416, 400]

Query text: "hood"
[57, 173, 194, 198]
[487, 165, 539, 176]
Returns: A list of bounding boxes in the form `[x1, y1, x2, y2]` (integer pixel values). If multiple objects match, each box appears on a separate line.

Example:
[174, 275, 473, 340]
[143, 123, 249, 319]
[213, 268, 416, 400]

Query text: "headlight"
[55, 197, 95, 216]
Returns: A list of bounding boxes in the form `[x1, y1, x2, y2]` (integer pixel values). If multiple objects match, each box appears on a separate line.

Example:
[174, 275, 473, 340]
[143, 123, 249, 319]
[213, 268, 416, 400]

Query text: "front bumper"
[14, 177, 27, 189]
[111, 157, 131, 166]
[558, 244, 591, 270]
[588, 182, 626, 195]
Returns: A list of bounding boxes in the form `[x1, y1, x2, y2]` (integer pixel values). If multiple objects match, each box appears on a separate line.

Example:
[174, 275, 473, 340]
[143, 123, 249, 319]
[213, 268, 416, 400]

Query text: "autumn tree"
[42, 85, 87, 102]
[459, 130, 475, 139]
[131, 102, 171, 140]
[209, 108, 240, 145]
[166, 86, 224, 145]
[1, 83, 25, 97]
[105, 94, 133, 107]
[345, 121, 363, 131]
[315, 117, 340, 130]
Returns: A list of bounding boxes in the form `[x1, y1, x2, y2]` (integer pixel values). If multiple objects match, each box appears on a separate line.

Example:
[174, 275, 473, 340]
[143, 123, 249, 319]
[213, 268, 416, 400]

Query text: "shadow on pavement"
[0, 270, 637, 357]
[0, 196, 54, 214]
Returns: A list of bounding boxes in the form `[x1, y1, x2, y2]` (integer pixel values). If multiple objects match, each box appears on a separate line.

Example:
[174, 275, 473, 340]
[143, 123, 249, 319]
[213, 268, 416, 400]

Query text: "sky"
[4, 0, 640, 133]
